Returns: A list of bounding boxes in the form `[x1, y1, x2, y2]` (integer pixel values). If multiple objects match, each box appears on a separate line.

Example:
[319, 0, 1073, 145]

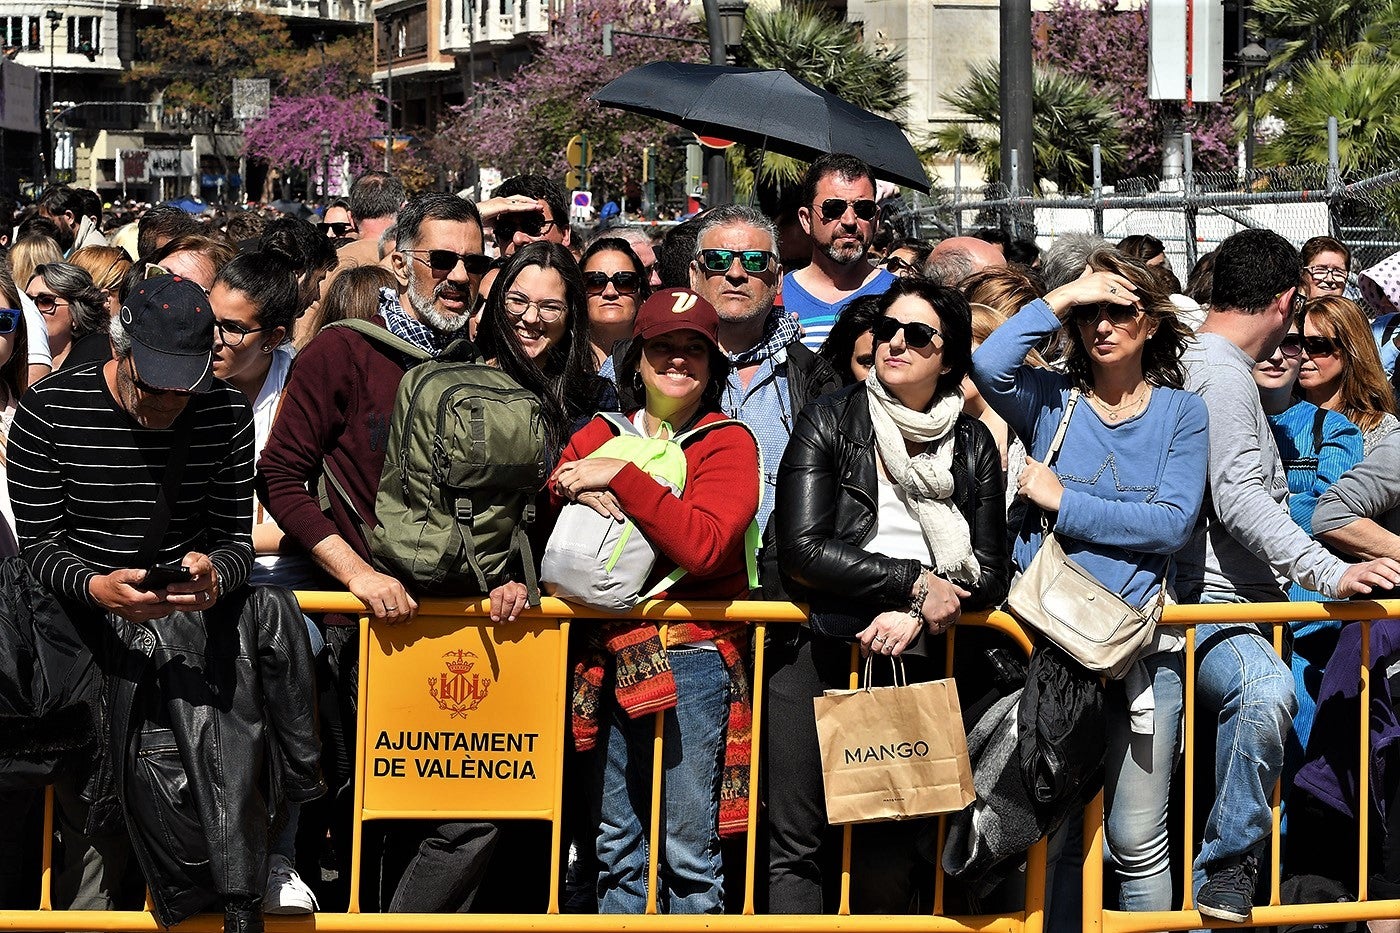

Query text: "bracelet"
[909, 570, 930, 620]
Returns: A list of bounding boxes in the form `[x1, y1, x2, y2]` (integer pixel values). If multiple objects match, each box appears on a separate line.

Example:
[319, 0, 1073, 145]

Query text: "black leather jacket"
[774, 383, 1010, 631]
[80, 585, 323, 926]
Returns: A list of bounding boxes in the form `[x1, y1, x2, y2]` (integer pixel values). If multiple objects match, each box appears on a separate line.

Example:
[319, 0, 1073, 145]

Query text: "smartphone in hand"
[140, 563, 192, 590]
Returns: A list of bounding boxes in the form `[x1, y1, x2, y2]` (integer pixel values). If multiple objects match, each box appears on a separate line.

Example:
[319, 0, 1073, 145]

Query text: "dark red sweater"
[552, 411, 761, 600]
[258, 315, 417, 562]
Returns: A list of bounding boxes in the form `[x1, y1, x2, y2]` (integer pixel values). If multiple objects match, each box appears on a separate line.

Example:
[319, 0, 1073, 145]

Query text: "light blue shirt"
[782, 268, 896, 351]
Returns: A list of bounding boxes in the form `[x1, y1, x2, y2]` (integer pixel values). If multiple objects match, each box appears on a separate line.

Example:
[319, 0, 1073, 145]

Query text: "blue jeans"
[1105, 651, 1184, 911]
[596, 645, 729, 914]
[1191, 619, 1296, 897]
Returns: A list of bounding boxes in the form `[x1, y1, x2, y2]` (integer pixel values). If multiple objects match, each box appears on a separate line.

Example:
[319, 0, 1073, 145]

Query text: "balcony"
[248, 0, 370, 24]
[440, 0, 549, 55]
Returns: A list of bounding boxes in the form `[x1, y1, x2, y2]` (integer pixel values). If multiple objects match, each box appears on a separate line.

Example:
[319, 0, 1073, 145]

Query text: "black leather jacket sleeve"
[961, 417, 1011, 610]
[775, 401, 924, 611]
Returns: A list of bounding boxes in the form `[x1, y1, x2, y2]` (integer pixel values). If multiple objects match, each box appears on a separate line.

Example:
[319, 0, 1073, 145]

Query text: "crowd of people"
[3, 153, 1400, 932]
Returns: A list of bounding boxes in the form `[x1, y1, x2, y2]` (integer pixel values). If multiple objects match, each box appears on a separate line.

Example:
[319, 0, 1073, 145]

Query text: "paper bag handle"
[861, 654, 907, 690]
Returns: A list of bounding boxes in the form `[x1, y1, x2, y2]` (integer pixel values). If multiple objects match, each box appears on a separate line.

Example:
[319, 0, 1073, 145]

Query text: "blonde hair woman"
[1297, 295, 1398, 455]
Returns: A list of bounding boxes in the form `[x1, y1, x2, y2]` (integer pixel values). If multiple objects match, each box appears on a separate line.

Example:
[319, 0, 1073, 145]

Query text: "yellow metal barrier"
[4, 595, 1399, 931]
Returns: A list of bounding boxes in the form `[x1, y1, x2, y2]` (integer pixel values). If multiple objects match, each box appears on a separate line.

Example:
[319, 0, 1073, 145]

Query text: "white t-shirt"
[249, 345, 319, 588]
[17, 293, 52, 371]
[863, 455, 930, 564]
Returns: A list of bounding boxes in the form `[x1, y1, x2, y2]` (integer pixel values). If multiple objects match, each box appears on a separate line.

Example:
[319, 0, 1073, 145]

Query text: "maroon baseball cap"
[632, 288, 720, 348]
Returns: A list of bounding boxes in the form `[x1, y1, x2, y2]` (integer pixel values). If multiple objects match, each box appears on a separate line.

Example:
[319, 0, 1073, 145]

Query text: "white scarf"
[864, 369, 981, 587]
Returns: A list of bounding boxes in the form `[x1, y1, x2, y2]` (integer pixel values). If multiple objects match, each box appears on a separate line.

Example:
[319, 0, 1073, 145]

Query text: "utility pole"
[999, 0, 1033, 234]
[321, 128, 332, 200]
[381, 14, 394, 172]
[44, 9, 59, 184]
[700, 0, 729, 207]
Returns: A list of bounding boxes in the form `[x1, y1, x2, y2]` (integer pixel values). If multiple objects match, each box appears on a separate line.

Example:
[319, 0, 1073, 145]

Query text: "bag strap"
[324, 318, 433, 362]
[319, 466, 373, 552]
[1042, 389, 1081, 468]
[859, 654, 907, 691]
[1311, 406, 1327, 456]
[133, 417, 194, 569]
[1024, 389, 1080, 538]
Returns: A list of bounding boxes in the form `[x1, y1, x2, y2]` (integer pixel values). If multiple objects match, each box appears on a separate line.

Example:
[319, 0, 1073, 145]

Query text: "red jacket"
[258, 315, 417, 562]
[552, 411, 760, 601]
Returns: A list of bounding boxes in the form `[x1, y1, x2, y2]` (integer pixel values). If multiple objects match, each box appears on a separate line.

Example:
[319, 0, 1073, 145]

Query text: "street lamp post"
[697, 0, 745, 206]
[381, 14, 394, 172]
[1239, 40, 1269, 180]
[44, 9, 59, 184]
[321, 128, 332, 200]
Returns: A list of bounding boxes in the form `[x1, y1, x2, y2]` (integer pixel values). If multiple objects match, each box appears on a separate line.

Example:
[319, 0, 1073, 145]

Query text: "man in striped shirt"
[8, 272, 254, 910]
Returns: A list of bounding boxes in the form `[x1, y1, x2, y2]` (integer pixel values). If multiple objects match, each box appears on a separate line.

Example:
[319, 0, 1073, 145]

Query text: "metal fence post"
[1182, 131, 1199, 271]
[1326, 115, 1343, 238]
[1091, 144, 1104, 238]
[1008, 148, 1021, 241]
[953, 154, 964, 237]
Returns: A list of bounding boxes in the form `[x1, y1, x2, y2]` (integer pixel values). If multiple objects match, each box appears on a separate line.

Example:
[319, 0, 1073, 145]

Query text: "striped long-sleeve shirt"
[7, 362, 255, 608]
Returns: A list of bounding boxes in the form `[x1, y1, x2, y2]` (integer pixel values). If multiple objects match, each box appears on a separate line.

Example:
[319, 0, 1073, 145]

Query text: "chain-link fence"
[893, 121, 1400, 280]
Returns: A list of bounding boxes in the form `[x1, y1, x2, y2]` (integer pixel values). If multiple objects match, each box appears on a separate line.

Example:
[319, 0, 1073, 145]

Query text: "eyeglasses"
[817, 198, 878, 223]
[29, 293, 67, 314]
[872, 315, 942, 349]
[503, 292, 567, 323]
[1305, 265, 1347, 283]
[584, 270, 642, 295]
[403, 249, 494, 277]
[0, 309, 21, 335]
[323, 222, 352, 237]
[697, 248, 775, 274]
[214, 318, 272, 347]
[493, 213, 557, 241]
[883, 256, 919, 276]
[1070, 302, 1143, 327]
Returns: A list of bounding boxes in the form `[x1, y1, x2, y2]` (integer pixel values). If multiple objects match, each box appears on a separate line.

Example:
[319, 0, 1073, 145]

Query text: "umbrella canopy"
[591, 62, 930, 193]
[163, 197, 209, 215]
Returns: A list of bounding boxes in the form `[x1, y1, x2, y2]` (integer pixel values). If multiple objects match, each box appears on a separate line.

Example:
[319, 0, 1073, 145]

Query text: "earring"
[631, 371, 643, 392]
[261, 344, 274, 353]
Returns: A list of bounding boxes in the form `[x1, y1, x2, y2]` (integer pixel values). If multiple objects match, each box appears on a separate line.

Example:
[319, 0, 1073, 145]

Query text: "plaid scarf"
[727, 310, 801, 368]
[378, 286, 454, 355]
[571, 620, 753, 837]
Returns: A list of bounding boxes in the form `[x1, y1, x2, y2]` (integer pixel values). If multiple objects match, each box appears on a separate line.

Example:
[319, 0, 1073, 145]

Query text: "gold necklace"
[1089, 386, 1148, 422]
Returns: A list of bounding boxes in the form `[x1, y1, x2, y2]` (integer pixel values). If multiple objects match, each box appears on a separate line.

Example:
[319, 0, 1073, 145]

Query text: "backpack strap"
[1311, 406, 1328, 456]
[318, 466, 373, 553]
[324, 318, 433, 362]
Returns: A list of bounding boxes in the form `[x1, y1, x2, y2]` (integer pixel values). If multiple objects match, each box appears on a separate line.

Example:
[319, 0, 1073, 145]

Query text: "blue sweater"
[1267, 400, 1362, 603]
[970, 299, 1210, 609]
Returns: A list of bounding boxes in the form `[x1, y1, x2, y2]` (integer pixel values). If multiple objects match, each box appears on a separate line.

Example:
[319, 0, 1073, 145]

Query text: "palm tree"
[1251, 0, 1390, 65]
[934, 61, 1127, 194]
[726, 3, 909, 196]
[1256, 55, 1400, 172]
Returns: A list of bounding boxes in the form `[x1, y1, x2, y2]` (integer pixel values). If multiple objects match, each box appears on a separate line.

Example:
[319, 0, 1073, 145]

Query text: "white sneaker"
[263, 854, 319, 914]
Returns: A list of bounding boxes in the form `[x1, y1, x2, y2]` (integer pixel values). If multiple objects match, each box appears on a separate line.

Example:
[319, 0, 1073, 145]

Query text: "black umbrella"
[590, 62, 930, 192]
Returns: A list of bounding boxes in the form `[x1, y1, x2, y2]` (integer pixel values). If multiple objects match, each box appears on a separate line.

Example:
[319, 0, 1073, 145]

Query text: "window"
[3, 16, 40, 50]
[67, 16, 100, 54]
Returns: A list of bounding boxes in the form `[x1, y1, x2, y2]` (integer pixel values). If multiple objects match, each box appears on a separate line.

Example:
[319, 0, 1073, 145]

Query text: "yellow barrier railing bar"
[21, 593, 1400, 932]
[742, 621, 768, 915]
[646, 624, 667, 915]
[1271, 623, 1284, 908]
[1359, 618, 1371, 903]
[1180, 625, 1195, 915]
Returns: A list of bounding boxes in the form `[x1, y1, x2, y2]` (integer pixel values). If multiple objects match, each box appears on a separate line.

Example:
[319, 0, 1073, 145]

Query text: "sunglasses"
[29, 293, 67, 314]
[493, 213, 557, 240]
[1305, 265, 1346, 282]
[818, 198, 878, 223]
[583, 270, 642, 295]
[1279, 333, 1339, 357]
[323, 222, 352, 237]
[403, 249, 494, 277]
[872, 315, 942, 349]
[883, 256, 919, 275]
[0, 308, 20, 335]
[1070, 302, 1143, 327]
[697, 248, 775, 274]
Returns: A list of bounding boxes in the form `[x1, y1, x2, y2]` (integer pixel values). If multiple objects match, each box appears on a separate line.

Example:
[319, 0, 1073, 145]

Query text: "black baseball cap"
[119, 274, 215, 392]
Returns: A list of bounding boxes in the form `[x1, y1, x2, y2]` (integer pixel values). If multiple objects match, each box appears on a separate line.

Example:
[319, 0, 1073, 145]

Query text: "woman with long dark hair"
[769, 277, 1010, 913]
[816, 294, 882, 386]
[971, 248, 1208, 915]
[474, 241, 615, 457]
[580, 237, 649, 382]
